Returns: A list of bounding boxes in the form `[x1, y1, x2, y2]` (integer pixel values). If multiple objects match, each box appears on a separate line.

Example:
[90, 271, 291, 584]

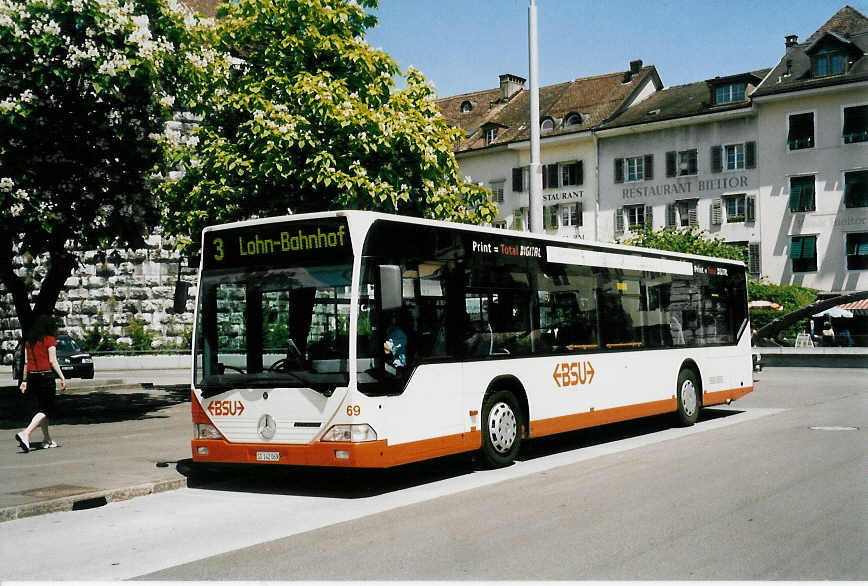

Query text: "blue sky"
[366, 0, 868, 98]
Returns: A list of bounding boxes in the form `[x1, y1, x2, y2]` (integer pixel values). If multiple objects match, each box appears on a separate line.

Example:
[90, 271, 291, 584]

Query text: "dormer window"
[565, 113, 582, 127]
[483, 125, 499, 145]
[812, 48, 846, 77]
[540, 117, 555, 132]
[460, 100, 473, 113]
[715, 83, 746, 104]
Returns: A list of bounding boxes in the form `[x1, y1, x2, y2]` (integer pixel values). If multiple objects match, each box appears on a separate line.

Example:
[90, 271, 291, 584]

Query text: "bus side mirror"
[379, 265, 402, 311]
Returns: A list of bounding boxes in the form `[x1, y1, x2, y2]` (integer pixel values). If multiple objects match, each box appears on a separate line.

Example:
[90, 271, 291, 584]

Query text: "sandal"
[15, 432, 30, 453]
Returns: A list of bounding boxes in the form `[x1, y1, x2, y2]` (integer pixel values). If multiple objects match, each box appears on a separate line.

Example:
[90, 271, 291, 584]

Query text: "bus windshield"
[194, 263, 353, 397]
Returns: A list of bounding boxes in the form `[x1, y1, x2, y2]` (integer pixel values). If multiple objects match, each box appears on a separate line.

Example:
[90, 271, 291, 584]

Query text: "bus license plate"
[256, 451, 280, 462]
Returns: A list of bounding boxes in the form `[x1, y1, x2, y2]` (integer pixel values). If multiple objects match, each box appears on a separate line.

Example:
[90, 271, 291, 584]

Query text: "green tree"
[617, 226, 748, 263]
[0, 0, 211, 333]
[158, 0, 496, 252]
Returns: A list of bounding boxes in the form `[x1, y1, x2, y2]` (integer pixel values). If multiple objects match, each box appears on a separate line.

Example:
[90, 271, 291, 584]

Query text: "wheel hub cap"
[488, 402, 517, 454]
[681, 380, 697, 416]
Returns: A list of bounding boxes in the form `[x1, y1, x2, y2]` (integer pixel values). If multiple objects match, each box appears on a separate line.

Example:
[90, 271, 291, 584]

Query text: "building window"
[460, 100, 473, 113]
[560, 203, 582, 227]
[843, 104, 868, 144]
[492, 220, 507, 230]
[748, 242, 761, 279]
[665, 150, 698, 177]
[844, 170, 868, 208]
[846, 233, 868, 270]
[490, 181, 505, 204]
[667, 200, 698, 227]
[725, 144, 745, 170]
[541, 117, 555, 132]
[812, 49, 846, 78]
[715, 83, 746, 104]
[789, 175, 816, 212]
[725, 195, 746, 222]
[625, 204, 647, 228]
[484, 126, 498, 145]
[788, 112, 815, 150]
[711, 142, 755, 172]
[614, 155, 653, 183]
[790, 235, 818, 273]
[561, 161, 582, 186]
[626, 157, 644, 182]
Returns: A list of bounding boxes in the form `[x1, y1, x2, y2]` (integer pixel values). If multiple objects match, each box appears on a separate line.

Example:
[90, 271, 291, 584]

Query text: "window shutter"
[614, 158, 624, 183]
[643, 154, 654, 180]
[542, 164, 550, 189]
[711, 199, 722, 225]
[512, 167, 524, 192]
[789, 183, 802, 211]
[790, 237, 804, 259]
[745, 141, 757, 169]
[615, 208, 625, 235]
[688, 206, 698, 227]
[666, 151, 676, 178]
[666, 203, 676, 227]
[688, 150, 698, 175]
[749, 243, 761, 277]
[711, 146, 722, 173]
[513, 207, 524, 231]
[577, 160, 584, 185]
[805, 182, 815, 211]
[576, 202, 583, 227]
[547, 164, 559, 189]
[644, 205, 653, 228]
[544, 205, 557, 229]
[746, 195, 756, 222]
[803, 235, 816, 259]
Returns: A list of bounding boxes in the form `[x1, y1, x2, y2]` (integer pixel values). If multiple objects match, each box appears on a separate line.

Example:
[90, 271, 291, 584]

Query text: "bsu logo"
[553, 361, 595, 388]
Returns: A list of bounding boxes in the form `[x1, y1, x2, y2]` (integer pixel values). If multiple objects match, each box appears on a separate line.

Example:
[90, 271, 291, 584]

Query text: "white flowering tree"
[0, 0, 211, 333]
[158, 0, 496, 253]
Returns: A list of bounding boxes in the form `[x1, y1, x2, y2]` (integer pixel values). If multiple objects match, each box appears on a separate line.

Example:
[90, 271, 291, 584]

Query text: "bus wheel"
[676, 368, 700, 426]
[481, 390, 522, 467]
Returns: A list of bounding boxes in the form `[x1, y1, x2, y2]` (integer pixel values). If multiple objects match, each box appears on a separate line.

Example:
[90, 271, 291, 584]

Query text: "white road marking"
[0, 407, 784, 580]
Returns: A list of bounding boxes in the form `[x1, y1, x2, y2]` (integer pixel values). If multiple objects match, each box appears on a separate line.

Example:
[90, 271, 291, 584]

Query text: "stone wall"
[0, 233, 198, 365]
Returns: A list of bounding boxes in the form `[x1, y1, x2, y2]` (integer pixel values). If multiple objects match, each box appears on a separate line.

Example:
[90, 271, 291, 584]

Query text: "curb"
[0, 476, 188, 523]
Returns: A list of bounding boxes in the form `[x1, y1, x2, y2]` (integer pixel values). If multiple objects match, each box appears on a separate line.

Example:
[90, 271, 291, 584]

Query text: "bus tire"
[676, 368, 701, 426]
[481, 390, 522, 467]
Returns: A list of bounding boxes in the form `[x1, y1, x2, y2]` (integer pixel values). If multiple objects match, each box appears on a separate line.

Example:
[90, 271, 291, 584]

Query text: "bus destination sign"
[203, 218, 352, 269]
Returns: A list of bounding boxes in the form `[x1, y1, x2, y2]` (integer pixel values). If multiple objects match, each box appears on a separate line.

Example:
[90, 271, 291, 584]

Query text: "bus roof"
[202, 210, 746, 268]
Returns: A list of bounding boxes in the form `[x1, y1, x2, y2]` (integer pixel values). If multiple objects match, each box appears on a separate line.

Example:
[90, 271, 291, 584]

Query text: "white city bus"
[191, 210, 753, 468]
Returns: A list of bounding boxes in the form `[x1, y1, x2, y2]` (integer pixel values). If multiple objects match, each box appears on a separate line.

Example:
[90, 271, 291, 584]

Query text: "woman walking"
[15, 315, 67, 452]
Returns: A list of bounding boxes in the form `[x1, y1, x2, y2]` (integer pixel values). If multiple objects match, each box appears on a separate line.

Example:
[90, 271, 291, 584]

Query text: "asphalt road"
[1, 367, 865, 580]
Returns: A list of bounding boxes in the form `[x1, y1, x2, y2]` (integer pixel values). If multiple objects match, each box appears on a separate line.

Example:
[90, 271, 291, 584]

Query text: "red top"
[25, 336, 56, 372]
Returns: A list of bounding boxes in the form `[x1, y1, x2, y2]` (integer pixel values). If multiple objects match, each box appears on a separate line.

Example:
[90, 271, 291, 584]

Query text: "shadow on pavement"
[175, 408, 742, 500]
[0, 385, 190, 429]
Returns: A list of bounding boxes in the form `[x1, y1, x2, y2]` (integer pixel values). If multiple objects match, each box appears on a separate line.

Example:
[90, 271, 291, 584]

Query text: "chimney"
[499, 74, 526, 100]
[785, 35, 798, 48]
[629, 59, 643, 75]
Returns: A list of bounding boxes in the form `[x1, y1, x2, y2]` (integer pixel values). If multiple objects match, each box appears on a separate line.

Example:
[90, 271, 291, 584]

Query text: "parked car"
[13, 335, 94, 382]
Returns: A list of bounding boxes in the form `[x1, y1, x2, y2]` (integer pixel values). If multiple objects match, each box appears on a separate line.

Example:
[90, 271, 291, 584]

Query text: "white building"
[436, 5, 868, 294]
[751, 6, 868, 292]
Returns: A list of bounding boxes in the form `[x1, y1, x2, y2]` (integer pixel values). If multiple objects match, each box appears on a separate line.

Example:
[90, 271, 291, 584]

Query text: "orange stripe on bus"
[191, 391, 212, 424]
[529, 398, 677, 437]
[703, 386, 753, 406]
[193, 430, 483, 469]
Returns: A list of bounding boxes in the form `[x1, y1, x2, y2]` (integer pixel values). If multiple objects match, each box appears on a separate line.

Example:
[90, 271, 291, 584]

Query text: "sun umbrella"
[813, 306, 854, 318]
[749, 300, 783, 311]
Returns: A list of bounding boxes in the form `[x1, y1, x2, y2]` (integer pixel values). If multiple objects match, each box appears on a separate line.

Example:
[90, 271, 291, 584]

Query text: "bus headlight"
[195, 423, 224, 440]
[322, 424, 377, 442]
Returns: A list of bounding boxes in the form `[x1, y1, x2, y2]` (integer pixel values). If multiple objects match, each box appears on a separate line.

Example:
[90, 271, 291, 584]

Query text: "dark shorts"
[28, 371, 57, 418]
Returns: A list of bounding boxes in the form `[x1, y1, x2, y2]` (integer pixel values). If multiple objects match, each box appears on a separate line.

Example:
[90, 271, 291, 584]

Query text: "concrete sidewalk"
[0, 368, 194, 522]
